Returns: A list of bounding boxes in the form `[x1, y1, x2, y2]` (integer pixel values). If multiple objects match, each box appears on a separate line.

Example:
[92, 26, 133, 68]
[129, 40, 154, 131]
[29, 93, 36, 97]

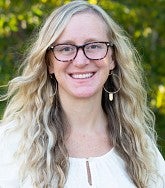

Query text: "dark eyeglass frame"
[47, 41, 114, 62]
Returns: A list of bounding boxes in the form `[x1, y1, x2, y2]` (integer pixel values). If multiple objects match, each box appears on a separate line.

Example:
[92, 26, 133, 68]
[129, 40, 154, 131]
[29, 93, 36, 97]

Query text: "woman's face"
[49, 12, 115, 100]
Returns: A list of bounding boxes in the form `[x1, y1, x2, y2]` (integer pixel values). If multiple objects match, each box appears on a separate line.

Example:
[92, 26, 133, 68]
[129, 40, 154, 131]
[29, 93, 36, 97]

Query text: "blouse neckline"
[69, 147, 115, 162]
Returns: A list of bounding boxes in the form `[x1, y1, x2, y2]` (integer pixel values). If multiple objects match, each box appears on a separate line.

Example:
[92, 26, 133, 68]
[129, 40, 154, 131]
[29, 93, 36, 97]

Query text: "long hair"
[1, 1, 158, 187]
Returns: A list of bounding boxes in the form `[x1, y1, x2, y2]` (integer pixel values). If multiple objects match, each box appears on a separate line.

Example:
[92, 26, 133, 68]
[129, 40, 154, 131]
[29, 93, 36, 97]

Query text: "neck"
[59, 92, 108, 133]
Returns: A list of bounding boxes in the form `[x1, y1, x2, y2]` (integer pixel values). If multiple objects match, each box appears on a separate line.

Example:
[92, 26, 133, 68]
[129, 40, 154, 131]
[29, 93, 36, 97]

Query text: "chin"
[72, 90, 98, 99]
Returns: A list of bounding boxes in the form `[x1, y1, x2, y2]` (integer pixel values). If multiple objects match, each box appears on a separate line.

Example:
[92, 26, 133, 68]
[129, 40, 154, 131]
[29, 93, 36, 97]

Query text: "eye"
[86, 43, 103, 50]
[55, 45, 75, 53]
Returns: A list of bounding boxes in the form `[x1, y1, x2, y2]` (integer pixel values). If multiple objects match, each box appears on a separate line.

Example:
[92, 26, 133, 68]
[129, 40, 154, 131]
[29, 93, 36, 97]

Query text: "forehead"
[56, 12, 108, 43]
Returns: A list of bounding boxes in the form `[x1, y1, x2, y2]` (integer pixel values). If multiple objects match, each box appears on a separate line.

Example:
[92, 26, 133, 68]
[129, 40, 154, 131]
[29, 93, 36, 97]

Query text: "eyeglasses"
[48, 42, 113, 62]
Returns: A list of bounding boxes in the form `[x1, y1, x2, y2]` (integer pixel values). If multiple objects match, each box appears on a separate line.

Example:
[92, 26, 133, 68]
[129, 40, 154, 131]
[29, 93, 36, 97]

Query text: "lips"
[70, 72, 95, 79]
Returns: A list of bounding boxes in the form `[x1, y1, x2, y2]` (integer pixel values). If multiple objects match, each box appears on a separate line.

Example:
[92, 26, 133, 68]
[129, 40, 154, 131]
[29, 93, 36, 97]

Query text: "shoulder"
[147, 138, 165, 187]
[0, 120, 22, 161]
[147, 137, 165, 173]
[0, 120, 22, 187]
[155, 146, 165, 168]
[154, 146, 165, 186]
[0, 120, 21, 150]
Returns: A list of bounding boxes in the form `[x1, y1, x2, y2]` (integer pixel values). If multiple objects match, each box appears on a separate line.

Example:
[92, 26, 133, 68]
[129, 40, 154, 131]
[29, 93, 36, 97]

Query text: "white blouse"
[66, 148, 136, 188]
[0, 121, 165, 188]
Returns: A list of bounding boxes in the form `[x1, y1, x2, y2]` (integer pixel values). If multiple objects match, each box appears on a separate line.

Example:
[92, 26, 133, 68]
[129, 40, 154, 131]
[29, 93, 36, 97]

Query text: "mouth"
[70, 72, 95, 79]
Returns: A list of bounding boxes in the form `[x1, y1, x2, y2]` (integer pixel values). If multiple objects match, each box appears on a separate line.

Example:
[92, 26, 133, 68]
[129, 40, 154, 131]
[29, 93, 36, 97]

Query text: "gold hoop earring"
[49, 74, 58, 97]
[103, 72, 121, 101]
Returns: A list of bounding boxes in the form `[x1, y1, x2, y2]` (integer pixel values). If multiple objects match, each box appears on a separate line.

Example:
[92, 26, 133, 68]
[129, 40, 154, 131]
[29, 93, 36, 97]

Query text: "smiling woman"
[0, 1, 165, 188]
[47, 12, 114, 100]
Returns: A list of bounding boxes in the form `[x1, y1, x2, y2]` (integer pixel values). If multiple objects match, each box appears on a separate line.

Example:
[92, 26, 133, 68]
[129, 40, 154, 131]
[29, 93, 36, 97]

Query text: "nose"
[72, 48, 89, 67]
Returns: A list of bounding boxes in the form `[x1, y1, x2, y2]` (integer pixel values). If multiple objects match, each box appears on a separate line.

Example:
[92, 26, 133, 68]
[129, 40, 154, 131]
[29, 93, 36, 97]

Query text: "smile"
[70, 72, 94, 79]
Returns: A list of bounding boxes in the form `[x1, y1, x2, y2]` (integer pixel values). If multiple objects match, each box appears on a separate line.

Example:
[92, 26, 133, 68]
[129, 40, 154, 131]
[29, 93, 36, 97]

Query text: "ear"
[109, 59, 115, 71]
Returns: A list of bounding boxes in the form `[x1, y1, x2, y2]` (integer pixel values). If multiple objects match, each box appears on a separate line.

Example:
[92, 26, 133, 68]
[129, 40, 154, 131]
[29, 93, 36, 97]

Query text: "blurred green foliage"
[0, 0, 165, 156]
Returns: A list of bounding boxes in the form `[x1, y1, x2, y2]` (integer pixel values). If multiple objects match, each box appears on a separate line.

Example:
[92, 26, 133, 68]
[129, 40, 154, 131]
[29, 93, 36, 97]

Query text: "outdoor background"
[0, 0, 165, 157]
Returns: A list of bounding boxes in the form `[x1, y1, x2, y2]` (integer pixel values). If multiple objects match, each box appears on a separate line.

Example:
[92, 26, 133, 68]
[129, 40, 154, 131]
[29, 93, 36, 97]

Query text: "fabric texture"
[0, 122, 165, 188]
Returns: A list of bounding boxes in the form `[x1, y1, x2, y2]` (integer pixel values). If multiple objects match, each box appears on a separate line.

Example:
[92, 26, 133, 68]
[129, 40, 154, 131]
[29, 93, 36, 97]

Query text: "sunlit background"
[0, 0, 164, 156]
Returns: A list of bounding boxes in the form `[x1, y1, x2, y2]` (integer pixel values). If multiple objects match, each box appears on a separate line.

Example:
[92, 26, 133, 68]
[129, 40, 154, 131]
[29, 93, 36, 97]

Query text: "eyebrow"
[55, 38, 108, 45]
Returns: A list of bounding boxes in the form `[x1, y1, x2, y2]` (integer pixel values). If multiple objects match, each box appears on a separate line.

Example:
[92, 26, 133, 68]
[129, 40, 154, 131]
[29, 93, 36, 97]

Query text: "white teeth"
[71, 73, 94, 79]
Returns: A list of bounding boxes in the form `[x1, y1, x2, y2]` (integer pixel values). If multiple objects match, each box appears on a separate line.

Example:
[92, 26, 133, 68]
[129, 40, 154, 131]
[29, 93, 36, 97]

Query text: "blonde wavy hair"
[1, 1, 159, 187]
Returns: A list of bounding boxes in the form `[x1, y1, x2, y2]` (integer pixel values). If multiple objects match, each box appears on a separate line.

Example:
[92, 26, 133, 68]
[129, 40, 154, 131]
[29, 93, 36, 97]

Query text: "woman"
[0, 1, 164, 187]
